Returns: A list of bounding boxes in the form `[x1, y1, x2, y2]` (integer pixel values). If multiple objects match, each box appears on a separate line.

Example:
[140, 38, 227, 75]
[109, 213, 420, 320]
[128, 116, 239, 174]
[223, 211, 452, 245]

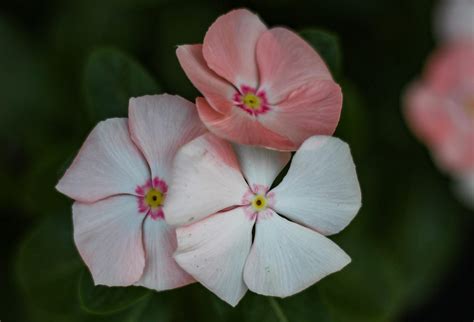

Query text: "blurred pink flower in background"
[176, 9, 342, 151]
[163, 133, 361, 306]
[56, 95, 207, 290]
[434, 0, 474, 43]
[404, 42, 474, 207]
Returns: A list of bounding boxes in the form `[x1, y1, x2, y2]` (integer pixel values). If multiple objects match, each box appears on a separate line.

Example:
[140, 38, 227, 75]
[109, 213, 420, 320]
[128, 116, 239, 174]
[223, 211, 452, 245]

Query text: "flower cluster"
[404, 1, 474, 208]
[57, 9, 362, 306]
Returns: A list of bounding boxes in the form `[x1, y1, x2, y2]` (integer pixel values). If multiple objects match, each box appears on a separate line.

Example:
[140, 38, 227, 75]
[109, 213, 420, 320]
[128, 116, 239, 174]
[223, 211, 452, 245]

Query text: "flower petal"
[404, 82, 474, 173]
[424, 42, 474, 94]
[454, 171, 474, 209]
[174, 207, 254, 306]
[196, 97, 295, 150]
[202, 9, 267, 88]
[163, 133, 248, 226]
[435, 0, 474, 43]
[404, 82, 458, 147]
[135, 217, 194, 291]
[176, 45, 235, 115]
[260, 80, 342, 148]
[73, 195, 145, 286]
[435, 129, 474, 174]
[56, 119, 149, 203]
[271, 136, 361, 235]
[129, 94, 207, 180]
[256, 27, 333, 104]
[233, 144, 290, 187]
[243, 211, 350, 297]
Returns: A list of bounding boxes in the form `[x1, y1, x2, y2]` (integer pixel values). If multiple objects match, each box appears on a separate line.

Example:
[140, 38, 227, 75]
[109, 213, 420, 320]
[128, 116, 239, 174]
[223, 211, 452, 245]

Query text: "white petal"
[174, 207, 254, 306]
[435, 0, 474, 43]
[56, 118, 149, 203]
[454, 171, 474, 209]
[135, 217, 194, 291]
[73, 195, 145, 286]
[271, 136, 361, 235]
[243, 211, 350, 297]
[233, 144, 291, 187]
[164, 133, 249, 226]
[129, 94, 207, 180]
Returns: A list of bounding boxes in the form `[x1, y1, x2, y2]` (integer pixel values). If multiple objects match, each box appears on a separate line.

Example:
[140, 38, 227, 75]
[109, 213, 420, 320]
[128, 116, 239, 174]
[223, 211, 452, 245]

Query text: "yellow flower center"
[243, 93, 262, 109]
[145, 189, 164, 208]
[251, 194, 267, 211]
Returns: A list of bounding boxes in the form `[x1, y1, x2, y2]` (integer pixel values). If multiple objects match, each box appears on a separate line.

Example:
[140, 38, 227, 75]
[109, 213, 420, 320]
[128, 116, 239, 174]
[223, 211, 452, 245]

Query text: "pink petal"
[196, 97, 296, 151]
[259, 80, 342, 148]
[73, 195, 145, 286]
[435, 130, 474, 174]
[406, 43, 474, 174]
[202, 9, 267, 88]
[233, 144, 290, 187]
[135, 217, 194, 291]
[256, 27, 333, 104]
[56, 119, 150, 203]
[404, 82, 457, 148]
[425, 42, 474, 94]
[243, 210, 350, 297]
[271, 136, 361, 236]
[128, 94, 207, 180]
[163, 133, 249, 226]
[174, 207, 254, 306]
[176, 45, 235, 115]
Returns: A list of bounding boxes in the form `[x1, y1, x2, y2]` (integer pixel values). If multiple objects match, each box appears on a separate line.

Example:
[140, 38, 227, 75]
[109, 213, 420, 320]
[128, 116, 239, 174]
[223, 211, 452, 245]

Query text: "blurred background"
[0, 0, 472, 321]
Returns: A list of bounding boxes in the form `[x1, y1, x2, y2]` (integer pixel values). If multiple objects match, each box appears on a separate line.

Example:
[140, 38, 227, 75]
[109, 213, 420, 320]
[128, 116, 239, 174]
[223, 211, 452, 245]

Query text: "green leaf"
[385, 174, 464, 311]
[126, 292, 175, 322]
[23, 145, 76, 215]
[274, 288, 334, 322]
[192, 285, 333, 322]
[318, 218, 403, 322]
[335, 79, 370, 160]
[155, 2, 222, 99]
[15, 213, 84, 315]
[79, 269, 151, 314]
[300, 29, 342, 78]
[84, 48, 160, 122]
[15, 214, 169, 321]
[24, 292, 165, 322]
[232, 294, 288, 322]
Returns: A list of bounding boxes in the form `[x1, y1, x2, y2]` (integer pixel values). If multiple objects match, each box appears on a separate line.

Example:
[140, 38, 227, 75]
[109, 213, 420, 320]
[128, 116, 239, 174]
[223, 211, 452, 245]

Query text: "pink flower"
[163, 133, 361, 306]
[404, 42, 474, 175]
[56, 94, 207, 290]
[176, 9, 342, 151]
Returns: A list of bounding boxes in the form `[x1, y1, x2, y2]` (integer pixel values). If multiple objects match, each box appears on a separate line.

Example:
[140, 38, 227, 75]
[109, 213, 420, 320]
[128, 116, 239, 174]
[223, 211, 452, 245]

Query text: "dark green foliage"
[79, 271, 151, 315]
[84, 48, 161, 122]
[300, 29, 343, 78]
[2, 0, 472, 321]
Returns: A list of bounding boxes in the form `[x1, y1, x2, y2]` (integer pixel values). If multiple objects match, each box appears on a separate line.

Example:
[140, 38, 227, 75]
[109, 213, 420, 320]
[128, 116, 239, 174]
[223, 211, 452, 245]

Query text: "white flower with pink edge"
[56, 94, 207, 291]
[164, 133, 362, 306]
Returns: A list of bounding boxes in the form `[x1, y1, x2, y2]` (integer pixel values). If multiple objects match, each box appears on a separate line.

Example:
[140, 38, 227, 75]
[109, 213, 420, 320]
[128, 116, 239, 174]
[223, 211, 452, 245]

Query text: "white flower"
[163, 133, 362, 306]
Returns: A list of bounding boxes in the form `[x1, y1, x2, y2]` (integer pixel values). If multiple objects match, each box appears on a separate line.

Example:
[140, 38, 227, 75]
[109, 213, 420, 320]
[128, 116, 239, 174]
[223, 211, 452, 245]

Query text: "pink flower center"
[241, 184, 275, 220]
[233, 85, 270, 116]
[135, 177, 168, 220]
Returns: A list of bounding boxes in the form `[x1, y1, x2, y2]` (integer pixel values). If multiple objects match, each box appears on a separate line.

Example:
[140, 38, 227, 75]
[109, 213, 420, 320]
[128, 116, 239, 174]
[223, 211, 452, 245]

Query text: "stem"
[268, 297, 290, 322]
